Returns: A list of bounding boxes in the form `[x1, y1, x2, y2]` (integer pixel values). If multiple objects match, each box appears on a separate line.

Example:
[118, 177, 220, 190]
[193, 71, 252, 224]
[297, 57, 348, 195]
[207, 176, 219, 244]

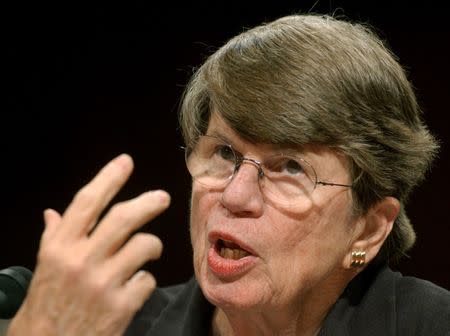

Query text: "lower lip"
[207, 245, 257, 278]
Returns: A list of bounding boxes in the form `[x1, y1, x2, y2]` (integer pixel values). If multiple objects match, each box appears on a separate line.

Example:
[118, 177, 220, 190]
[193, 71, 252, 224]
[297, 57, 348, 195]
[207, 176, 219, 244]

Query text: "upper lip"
[208, 231, 258, 257]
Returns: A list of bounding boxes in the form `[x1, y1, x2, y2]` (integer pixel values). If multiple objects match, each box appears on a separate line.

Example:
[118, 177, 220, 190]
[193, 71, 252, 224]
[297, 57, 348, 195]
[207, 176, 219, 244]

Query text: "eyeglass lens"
[185, 136, 319, 204]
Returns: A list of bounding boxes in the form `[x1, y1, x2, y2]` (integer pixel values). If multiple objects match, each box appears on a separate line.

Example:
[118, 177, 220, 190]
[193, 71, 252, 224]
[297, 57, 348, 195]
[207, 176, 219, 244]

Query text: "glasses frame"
[183, 135, 353, 194]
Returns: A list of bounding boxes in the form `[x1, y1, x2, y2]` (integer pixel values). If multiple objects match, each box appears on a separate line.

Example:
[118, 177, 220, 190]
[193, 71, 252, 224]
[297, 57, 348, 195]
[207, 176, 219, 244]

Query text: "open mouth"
[216, 239, 251, 260]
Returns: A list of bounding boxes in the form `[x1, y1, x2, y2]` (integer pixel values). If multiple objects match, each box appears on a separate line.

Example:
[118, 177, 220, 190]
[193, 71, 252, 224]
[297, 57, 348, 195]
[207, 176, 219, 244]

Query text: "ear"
[344, 196, 400, 269]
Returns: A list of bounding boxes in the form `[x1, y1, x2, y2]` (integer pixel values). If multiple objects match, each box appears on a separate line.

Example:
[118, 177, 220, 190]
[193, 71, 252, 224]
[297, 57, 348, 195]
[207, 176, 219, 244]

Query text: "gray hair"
[179, 14, 439, 264]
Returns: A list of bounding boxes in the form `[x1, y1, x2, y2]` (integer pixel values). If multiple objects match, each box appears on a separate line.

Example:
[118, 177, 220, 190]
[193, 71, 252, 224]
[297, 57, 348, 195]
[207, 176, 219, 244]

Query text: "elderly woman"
[8, 14, 450, 336]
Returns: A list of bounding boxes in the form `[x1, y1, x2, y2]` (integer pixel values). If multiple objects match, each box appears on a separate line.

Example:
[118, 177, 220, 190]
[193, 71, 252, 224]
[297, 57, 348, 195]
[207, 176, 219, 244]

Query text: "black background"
[2, 1, 449, 289]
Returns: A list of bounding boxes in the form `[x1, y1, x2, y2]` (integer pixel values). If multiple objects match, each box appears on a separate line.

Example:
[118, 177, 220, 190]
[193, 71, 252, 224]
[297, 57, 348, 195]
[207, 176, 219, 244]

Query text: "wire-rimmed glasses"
[184, 135, 352, 205]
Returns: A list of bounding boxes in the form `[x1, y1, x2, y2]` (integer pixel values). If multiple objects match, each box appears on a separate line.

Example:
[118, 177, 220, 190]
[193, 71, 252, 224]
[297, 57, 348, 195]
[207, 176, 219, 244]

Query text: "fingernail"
[43, 208, 52, 222]
[155, 190, 171, 207]
[131, 270, 147, 282]
[114, 153, 132, 169]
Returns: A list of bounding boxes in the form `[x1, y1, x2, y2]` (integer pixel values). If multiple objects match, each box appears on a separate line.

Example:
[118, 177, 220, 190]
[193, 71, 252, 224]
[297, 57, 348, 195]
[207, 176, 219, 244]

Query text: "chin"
[198, 268, 269, 312]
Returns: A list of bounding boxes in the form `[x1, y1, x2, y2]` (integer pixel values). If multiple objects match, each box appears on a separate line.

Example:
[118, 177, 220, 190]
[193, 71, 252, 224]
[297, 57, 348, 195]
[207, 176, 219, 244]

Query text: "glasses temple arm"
[316, 181, 353, 188]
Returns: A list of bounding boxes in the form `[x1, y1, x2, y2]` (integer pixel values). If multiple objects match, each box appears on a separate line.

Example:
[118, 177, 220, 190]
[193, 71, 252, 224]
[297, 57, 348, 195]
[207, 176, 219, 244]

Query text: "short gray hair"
[179, 14, 439, 264]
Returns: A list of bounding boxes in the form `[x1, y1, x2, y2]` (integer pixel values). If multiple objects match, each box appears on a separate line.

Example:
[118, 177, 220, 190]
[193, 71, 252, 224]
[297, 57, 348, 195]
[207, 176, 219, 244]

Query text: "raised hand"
[7, 154, 170, 336]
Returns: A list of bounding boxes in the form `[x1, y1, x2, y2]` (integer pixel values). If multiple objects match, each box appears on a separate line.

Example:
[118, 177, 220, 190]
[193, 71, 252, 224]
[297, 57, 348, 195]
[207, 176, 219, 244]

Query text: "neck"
[208, 261, 360, 336]
[209, 273, 353, 336]
[211, 306, 324, 336]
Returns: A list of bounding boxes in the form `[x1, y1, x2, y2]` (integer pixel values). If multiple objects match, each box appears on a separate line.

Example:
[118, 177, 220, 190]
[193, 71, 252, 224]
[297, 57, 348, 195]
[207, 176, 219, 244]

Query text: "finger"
[103, 233, 163, 286]
[119, 270, 157, 313]
[40, 208, 63, 243]
[58, 154, 134, 240]
[89, 190, 170, 259]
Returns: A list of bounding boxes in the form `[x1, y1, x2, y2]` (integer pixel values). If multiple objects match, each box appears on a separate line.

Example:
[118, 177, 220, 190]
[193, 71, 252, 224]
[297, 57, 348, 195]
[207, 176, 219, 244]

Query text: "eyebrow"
[206, 130, 230, 142]
[205, 130, 307, 157]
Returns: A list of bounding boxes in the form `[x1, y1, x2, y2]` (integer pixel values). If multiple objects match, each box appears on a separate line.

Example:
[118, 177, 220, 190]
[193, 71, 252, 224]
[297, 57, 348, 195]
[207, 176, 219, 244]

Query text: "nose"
[237, 157, 265, 178]
[220, 159, 264, 217]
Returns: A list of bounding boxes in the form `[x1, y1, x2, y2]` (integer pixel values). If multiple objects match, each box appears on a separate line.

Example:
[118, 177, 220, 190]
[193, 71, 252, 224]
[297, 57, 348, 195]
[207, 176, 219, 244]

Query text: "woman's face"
[190, 113, 357, 313]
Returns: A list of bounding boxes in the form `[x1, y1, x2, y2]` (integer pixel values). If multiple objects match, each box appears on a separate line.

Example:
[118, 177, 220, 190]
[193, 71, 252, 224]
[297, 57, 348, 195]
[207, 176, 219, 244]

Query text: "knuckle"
[132, 233, 163, 258]
[87, 275, 110, 297]
[38, 245, 89, 281]
[108, 202, 131, 223]
[64, 257, 89, 281]
[73, 186, 97, 209]
[37, 243, 60, 264]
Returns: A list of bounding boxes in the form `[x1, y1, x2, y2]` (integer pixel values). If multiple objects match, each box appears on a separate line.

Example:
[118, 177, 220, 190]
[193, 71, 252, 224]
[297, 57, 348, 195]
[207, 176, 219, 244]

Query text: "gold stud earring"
[350, 250, 366, 267]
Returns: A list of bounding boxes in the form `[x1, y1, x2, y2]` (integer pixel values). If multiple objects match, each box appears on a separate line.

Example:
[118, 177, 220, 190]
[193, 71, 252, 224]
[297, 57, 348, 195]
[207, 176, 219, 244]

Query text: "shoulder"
[391, 271, 450, 335]
[393, 270, 450, 305]
[359, 265, 450, 335]
[124, 278, 196, 335]
[320, 265, 450, 336]
[125, 277, 214, 336]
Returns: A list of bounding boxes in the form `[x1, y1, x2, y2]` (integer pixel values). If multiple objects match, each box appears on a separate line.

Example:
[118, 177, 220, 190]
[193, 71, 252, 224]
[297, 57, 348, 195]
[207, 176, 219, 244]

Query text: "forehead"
[206, 113, 297, 153]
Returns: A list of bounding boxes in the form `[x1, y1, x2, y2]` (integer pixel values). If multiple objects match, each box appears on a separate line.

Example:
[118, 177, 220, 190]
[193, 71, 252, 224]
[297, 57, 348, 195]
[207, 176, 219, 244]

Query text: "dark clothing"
[125, 265, 450, 335]
[319, 265, 450, 336]
[125, 276, 213, 336]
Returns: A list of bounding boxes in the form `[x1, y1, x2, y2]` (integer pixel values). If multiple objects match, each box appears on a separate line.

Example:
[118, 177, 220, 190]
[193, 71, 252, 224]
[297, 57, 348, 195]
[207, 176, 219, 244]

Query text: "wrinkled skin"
[7, 154, 170, 336]
[191, 114, 398, 335]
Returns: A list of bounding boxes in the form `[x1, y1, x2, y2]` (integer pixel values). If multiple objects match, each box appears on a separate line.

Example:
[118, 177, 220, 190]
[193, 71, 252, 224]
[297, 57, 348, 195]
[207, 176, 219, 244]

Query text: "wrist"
[7, 311, 55, 336]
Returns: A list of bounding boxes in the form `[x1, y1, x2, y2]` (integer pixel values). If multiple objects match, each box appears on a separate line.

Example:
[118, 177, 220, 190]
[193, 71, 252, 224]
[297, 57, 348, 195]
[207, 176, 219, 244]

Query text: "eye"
[281, 159, 304, 175]
[267, 157, 305, 176]
[215, 145, 235, 161]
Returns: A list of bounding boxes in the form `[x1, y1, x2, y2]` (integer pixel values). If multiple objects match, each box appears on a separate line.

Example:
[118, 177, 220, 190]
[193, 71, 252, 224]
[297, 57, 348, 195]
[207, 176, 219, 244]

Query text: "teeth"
[219, 247, 250, 260]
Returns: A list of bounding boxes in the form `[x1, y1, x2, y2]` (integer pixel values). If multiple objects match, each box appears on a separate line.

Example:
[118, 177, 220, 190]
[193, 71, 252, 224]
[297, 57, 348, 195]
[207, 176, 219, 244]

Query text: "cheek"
[316, 193, 354, 239]
[264, 203, 315, 253]
[190, 185, 211, 240]
[293, 195, 354, 268]
[189, 185, 217, 265]
[268, 194, 354, 270]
